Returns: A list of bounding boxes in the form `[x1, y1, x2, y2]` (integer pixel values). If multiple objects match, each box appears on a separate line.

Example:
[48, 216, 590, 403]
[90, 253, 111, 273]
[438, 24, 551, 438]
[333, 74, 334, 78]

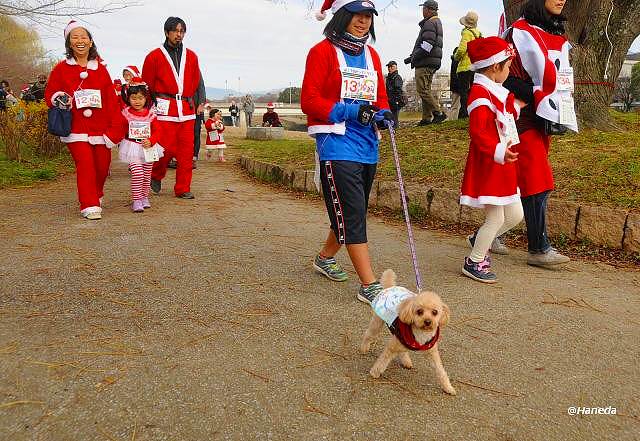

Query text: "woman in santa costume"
[302, 0, 393, 304]
[45, 21, 123, 220]
[142, 16, 201, 199]
[460, 37, 524, 283]
[502, 0, 575, 267]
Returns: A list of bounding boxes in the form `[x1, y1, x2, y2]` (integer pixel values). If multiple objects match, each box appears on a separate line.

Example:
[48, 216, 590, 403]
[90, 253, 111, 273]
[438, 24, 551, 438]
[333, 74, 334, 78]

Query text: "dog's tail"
[380, 269, 397, 289]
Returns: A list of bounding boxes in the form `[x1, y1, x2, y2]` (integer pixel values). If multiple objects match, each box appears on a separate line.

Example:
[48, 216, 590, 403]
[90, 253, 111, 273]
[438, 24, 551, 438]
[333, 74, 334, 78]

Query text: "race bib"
[143, 146, 160, 163]
[208, 131, 220, 143]
[73, 89, 102, 109]
[496, 113, 520, 147]
[128, 121, 151, 140]
[156, 98, 170, 116]
[559, 95, 577, 127]
[557, 68, 574, 92]
[340, 67, 378, 102]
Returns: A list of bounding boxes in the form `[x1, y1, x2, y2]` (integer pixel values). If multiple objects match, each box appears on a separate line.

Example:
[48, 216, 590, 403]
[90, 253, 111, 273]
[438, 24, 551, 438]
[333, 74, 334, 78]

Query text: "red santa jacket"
[45, 58, 123, 146]
[301, 39, 388, 136]
[204, 118, 225, 146]
[460, 74, 521, 208]
[142, 46, 200, 123]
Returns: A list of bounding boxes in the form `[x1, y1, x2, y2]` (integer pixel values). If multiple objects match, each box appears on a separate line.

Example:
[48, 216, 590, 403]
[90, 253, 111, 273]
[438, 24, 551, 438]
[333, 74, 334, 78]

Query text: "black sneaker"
[177, 192, 195, 199]
[462, 257, 497, 284]
[432, 111, 447, 124]
[168, 159, 177, 169]
[417, 119, 433, 126]
[357, 281, 383, 304]
[151, 179, 161, 194]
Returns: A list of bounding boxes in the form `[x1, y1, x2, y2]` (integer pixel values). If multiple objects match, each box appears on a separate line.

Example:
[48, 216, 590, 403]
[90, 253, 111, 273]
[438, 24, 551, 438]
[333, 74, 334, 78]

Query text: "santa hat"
[266, 102, 275, 109]
[122, 65, 140, 77]
[64, 20, 89, 39]
[128, 77, 147, 87]
[316, 0, 378, 21]
[468, 36, 515, 72]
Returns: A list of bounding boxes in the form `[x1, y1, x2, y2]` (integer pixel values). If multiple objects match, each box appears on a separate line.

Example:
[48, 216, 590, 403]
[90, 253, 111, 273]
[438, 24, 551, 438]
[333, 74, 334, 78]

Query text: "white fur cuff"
[494, 141, 507, 165]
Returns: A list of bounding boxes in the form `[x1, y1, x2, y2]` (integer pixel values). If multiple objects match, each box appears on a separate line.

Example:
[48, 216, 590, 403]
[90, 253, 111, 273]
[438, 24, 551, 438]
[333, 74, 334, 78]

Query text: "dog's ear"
[440, 303, 450, 328]
[397, 297, 415, 325]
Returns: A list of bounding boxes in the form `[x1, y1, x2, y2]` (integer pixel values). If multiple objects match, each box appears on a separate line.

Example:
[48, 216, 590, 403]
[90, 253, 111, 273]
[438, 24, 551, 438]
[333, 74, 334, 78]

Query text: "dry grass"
[229, 110, 640, 209]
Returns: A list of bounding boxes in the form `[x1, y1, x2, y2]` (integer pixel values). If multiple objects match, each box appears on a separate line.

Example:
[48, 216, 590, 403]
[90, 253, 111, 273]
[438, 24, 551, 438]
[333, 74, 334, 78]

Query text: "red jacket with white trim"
[301, 39, 388, 135]
[460, 74, 520, 207]
[45, 58, 123, 146]
[204, 119, 225, 146]
[142, 46, 200, 122]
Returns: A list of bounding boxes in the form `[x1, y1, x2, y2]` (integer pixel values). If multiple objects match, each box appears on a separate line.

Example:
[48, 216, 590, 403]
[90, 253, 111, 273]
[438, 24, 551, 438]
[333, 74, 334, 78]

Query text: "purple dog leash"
[386, 121, 423, 291]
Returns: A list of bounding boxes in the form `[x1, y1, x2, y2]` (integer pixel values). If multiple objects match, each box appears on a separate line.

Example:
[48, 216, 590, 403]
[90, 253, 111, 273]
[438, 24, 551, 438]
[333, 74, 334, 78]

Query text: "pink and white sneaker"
[132, 200, 144, 213]
[142, 198, 151, 209]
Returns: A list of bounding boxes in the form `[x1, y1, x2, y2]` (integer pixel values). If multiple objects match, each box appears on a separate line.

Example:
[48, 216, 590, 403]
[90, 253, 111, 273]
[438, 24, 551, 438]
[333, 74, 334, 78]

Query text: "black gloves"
[357, 104, 378, 126]
[374, 110, 394, 129]
[404, 56, 412, 65]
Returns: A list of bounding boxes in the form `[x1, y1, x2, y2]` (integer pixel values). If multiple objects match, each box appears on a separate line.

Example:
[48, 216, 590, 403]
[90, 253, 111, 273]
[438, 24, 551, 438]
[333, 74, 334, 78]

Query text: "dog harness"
[371, 286, 440, 352]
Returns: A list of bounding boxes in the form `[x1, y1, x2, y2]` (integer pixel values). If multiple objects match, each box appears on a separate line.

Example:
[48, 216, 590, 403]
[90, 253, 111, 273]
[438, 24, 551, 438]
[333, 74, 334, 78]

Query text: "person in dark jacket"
[385, 61, 404, 128]
[404, 0, 446, 126]
[24, 74, 47, 103]
[448, 48, 460, 120]
[192, 71, 206, 169]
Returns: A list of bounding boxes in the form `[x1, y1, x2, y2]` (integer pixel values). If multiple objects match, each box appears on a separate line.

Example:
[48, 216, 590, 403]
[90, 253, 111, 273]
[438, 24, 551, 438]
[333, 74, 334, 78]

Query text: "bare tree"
[614, 77, 634, 112]
[503, 0, 640, 129]
[0, 1, 140, 28]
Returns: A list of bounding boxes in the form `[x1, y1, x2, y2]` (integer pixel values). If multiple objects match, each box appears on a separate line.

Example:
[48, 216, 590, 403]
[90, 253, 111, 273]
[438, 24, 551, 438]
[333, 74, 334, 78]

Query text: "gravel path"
[1, 158, 639, 440]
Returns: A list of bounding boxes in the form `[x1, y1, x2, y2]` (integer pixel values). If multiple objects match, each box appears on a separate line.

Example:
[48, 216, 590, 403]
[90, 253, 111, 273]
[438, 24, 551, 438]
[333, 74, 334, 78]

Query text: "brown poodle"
[360, 269, 456, 395]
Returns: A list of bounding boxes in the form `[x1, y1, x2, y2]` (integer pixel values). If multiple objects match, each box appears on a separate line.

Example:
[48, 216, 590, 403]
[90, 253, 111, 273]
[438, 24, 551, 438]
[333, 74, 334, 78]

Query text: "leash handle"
[386, 121, 423, 291]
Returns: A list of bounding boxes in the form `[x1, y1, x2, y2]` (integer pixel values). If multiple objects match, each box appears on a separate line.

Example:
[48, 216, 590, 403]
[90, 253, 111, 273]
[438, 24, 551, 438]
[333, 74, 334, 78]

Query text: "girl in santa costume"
[118, 79, 165, 212]
[501, 0, 574, 267]
[204, 109, 226, 162]
[45, 21, 123, 220]
[302, 0, 393, 304]
[460, 36, 524, 284]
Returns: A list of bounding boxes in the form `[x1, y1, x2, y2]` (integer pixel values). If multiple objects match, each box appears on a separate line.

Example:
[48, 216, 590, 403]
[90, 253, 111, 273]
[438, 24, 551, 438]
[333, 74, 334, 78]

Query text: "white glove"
[420, 41, 433, 52]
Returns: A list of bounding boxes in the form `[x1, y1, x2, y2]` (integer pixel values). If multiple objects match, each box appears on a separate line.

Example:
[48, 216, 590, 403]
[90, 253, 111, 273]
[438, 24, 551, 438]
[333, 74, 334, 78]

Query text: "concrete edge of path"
[236, 155, 640, 253]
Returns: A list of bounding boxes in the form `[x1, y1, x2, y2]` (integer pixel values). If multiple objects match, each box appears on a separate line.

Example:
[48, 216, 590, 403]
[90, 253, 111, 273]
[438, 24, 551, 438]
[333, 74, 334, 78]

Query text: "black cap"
[419, 1, 438, 10]
[386, 61, 397, 67]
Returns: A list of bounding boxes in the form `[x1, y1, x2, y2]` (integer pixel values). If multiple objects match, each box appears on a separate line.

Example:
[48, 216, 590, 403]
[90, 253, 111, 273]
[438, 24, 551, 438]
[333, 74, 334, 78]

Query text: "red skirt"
[515, 128, 554, 197]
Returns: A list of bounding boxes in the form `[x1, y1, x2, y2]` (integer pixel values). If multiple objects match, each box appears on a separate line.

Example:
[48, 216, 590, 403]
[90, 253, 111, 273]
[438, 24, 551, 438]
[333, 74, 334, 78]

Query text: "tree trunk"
[502, 0, 640, 129]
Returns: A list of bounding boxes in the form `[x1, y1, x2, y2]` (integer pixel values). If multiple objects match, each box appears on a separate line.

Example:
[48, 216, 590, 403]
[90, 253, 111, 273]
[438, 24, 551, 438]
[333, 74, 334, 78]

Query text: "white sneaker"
[527, 249, 570, 267]
[85, 212, 102, 220]
[491, 236, 509, 255]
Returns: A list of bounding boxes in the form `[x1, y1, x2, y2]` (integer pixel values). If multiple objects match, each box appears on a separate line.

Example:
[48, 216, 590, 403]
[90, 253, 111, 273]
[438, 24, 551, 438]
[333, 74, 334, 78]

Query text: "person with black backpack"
[385, 61, 404, 128]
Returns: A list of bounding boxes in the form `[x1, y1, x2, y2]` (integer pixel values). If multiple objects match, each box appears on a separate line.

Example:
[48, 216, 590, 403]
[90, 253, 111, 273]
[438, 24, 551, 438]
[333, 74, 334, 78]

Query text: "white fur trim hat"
[316, 0, 378, 21]
[64, 20, 89, 39]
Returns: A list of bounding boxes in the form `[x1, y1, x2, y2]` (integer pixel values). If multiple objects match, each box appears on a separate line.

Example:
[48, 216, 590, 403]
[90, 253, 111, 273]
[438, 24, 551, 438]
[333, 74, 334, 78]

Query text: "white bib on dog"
[371, 286, 415, 327]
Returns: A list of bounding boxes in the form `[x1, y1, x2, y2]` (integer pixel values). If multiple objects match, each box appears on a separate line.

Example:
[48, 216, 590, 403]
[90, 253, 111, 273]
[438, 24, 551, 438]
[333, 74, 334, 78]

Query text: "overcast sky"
[37, 0, 640, 94]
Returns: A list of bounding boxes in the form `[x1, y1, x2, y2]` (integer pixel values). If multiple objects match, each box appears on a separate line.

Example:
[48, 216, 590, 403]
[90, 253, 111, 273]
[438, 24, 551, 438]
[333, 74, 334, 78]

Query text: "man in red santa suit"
[143, 17, 201, 199]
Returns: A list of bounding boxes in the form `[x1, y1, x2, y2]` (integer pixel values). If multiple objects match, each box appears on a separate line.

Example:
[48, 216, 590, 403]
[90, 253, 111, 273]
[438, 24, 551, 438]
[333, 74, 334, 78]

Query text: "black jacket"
[449, 49, 460, 93]
[408, 16, 443, 69]
[385, 71, 404, 108]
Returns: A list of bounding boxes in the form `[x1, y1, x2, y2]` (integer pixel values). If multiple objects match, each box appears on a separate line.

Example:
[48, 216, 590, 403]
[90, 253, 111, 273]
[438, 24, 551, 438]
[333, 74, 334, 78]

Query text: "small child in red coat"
[118, 80, 165, 212]
[205, 108, 226, 162]
[460, 37, 525, 284]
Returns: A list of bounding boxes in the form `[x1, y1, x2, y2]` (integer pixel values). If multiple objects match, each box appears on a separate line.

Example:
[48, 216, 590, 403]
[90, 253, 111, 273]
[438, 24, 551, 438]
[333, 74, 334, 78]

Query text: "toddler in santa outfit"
[204, 109, 226, 161]
[459, 36, 525, 283]
[45, 21, 123, 220]
[117, 79, 165, 212]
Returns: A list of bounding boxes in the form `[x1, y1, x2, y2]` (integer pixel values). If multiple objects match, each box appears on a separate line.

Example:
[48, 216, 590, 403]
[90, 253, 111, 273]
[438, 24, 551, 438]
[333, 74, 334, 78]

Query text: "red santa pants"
[67, 142, 111, 212]
[151, 119, 195, 195]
